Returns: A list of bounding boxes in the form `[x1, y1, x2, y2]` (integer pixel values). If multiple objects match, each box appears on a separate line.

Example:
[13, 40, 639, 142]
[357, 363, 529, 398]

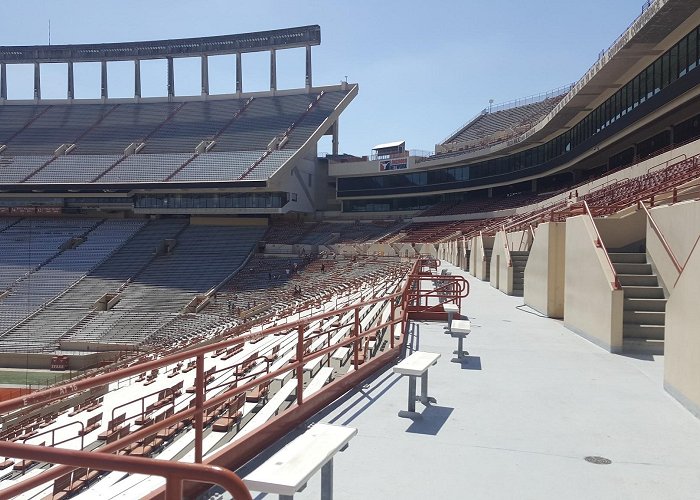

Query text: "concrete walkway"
[234, 262, 700, 500]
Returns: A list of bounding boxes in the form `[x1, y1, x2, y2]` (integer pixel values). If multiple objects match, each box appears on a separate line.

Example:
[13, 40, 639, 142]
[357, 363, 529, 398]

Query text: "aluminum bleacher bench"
[243, 423, 357, 500]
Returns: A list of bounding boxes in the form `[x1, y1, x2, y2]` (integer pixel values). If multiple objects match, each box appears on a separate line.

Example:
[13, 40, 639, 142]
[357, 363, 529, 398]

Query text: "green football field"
[0, 370, 77, 387]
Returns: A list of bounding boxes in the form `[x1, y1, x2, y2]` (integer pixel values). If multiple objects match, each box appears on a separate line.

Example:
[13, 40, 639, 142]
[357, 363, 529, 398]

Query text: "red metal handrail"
[582, 200, 621, 290]
[0, 259, 426, 498]
[0, 441, 252, 500]
[638, 202, 682, 275]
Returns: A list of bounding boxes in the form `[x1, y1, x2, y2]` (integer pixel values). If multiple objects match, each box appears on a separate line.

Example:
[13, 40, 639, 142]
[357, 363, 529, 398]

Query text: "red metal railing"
[638, 201, 682, 275]
[0, 441, 252, 500]
[0, 258, 455, 499]
[582, 200, 621, 290]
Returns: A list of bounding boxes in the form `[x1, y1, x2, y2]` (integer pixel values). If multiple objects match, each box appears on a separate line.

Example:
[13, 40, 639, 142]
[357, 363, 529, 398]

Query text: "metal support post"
[296, 324, 304, 406]
[167, 56, 175, 98]
[33, 62, 41, 100]
[101, 60, 108, 99]
[236, 52, 243, 94]
[270, 49, 277, 92]
[305, 45, 313, 89]
[201, 54, 209, 96]
[134, 60, 141, 98]
[195, 354, 204, 463]
[321, 458, 334, 500]
[67, 62, 74, 100]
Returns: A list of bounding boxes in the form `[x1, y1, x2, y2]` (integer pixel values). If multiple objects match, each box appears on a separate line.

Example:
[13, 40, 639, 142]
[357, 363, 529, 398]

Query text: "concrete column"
[531, 179, 537, 192]
[167, 57, 175, 98]
[201, 55, 209, 96]
[332, 120, 339, 155]
[270, 49, 277, 92]
[305, 45, 313, 89]
[33, 62, 41, 100]
[0, 63, 6, 100]
[236, 53, 242, 94]
[487, 188, 493, 198]
[134, 60, 141, 99]
[67, 61, 74, 100]
[101, 60, 108, 99]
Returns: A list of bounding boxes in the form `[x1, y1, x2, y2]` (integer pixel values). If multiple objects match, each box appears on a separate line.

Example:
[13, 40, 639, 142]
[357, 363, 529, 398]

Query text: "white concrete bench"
[442, 303, 459, 332]
[233, 379, 297, 443]
[451, 319, 471, 360]
[243, 423, 357, 500]
[330, 346, 350, 369]
[393, 351, 440, 418]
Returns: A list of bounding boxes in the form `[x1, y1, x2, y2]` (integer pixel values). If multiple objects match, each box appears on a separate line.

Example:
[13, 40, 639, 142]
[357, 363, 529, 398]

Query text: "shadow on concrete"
[452, 355, 482, 370]
[405, 405, 454, 436]
[617, 352, 656, 362]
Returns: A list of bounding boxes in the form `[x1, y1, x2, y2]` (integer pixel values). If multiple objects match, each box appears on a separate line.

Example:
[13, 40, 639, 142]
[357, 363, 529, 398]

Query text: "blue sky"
[0, 0, 646, 155]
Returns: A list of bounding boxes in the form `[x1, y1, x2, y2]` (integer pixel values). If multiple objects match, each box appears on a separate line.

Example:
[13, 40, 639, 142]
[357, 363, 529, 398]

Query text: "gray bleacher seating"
[26, 155, 122, 184]
[0, 219, 145, 337]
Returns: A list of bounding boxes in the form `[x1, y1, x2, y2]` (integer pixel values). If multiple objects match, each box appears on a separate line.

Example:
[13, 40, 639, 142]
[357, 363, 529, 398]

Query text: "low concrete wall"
[490, 231, 512, 293]
[664, 241, 700, 419]
[647, 201, 700, 291]
[0, 352, 116, 370]
[524, 222, 566, 318]
[564, 216, 624, 352]
[596, 209, 646, 251]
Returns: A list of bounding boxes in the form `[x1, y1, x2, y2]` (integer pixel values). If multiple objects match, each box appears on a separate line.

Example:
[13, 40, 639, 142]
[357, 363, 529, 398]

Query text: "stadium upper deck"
[332, 0, 700, 208]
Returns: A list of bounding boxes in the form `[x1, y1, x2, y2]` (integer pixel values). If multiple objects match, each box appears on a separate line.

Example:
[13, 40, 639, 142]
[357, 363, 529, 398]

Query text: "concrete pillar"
[201, 55, 209, 96]
[332, 120, 339, 155]
[33, 62, 41, 100]
[167, 57, 175, 98]
[305, 45, 313, 89]
[101, 60, 108, 99]
[67, 61, 74, 100]
[0, 63, 6, 100]
[134, 60, 141, 99]
[531, 179, 537, 192]
[270, 49, 277, 92]
[487, 188, 493, 198]
[236, 53, 242, 94]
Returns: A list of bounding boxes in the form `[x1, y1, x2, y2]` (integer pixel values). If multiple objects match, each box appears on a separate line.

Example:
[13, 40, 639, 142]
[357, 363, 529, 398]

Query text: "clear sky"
[0, 0, 647, 155]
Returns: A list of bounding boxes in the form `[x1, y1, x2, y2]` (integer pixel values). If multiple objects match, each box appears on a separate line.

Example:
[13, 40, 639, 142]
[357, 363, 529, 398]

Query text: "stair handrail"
[638, 201, 682, 276]
[675, 232, 700, 288]
[582, 200, 620, 290]
[500, 224, 513, 268]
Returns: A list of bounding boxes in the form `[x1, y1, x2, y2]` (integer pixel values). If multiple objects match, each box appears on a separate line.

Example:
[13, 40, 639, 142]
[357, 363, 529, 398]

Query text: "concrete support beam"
[0, 63, 6, 100]
[201, 55, 209, 96]
[167, 57, 175, 98]
[236, 52, 242, 94]
[101, 60, 108, 99]
[33, 62, 41, 100]
[270, 49, 277, 92]
[134, 60, 141, 99]
[67, 61, 74, 100]
[332, 120, 339, 155]
[305, 45, 312, 89]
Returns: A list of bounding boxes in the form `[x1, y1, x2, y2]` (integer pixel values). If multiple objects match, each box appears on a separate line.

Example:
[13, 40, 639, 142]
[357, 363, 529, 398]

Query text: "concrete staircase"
[610, 252, 666, 355]
[511, 251, 529, 297]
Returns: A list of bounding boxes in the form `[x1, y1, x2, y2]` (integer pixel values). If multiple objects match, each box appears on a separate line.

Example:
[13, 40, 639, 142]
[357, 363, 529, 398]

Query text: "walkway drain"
[584, 456, 612, 465]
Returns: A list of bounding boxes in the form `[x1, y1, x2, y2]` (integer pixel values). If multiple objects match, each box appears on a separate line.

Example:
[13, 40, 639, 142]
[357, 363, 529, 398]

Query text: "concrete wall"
[468, 236, 479, 277]
[564, 215, 624, 352]
[472, 234, 493, 280]
[490, 231, 512, 293]
[664, 241, 700, 419]
[647, 201, 700, 291]
[524, 222, 566, 318]
[595, 209, 646, 251]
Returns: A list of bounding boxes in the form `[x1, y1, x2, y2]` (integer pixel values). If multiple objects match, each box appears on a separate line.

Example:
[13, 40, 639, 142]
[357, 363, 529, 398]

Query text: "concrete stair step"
[624, 297, 666, 311]
[621, 286, 664, 299]
[513, 277, 524, 285]
[623, 323, 665, 339]
[623, 338, 664, 355]
[609, 252, 646, 263]
[617, 274, 659, 287]
[612, 262, 652, 274]
[510, 251, 529, 256]
[623, 310, 665, 325]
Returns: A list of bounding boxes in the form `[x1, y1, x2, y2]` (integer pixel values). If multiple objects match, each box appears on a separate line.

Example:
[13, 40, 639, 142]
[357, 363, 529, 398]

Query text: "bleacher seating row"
[0, 266, 410, 499]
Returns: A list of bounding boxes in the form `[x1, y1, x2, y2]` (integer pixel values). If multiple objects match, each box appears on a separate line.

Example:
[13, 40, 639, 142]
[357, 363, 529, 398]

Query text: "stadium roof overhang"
[0, 26, 321, 63]
[429, 0, 700, 169]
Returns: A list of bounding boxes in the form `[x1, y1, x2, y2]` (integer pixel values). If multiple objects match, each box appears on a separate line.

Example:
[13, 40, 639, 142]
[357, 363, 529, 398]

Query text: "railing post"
[296, 324, 304, 406]
[353, 307, 359, 370]
[195, 354, 204, 464]
[166, 474, 183, 499]
[390, 298, 396, 349]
